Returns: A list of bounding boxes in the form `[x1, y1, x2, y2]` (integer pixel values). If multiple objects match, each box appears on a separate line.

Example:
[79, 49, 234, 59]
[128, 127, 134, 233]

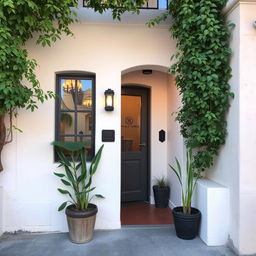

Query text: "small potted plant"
[52, 141, 104, 243]
[153, 177, 170, 208]
[169, 147, 201, 240]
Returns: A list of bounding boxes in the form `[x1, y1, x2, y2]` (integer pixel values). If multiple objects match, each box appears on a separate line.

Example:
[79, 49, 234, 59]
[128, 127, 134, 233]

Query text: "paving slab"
[0, 226, 236, 256]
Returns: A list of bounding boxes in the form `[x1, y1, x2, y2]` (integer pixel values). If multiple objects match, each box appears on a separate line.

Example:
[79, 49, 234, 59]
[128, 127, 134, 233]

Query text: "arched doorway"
[120, 66, 177, 225]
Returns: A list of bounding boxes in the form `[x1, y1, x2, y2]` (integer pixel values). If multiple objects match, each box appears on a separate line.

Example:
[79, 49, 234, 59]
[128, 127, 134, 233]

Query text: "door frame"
[121, 84, 151, 203]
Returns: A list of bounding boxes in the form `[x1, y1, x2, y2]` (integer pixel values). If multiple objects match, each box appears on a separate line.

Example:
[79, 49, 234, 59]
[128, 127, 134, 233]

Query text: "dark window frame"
[83, 0, 169, 9]
[83, 0, 164, 9]
[55, 72, 96, 161]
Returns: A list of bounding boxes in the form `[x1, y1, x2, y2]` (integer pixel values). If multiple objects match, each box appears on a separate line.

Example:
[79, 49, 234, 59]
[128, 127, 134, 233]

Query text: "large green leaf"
[77, 149, 87, 183]
[169, 163, 182, 186]
[76, 162, 82, 170]
[56, 149, 71, 167]
[53, 172, 65, 178]
[57, 188, 74, 202]
[58, 202, 67, 211]
[84, 177, 92, 190]
[95, 194, 105, 199]
[53, 143, 104, 210]
[89, 145, 104, 175]
[64, 166, 76, 187]
[57, 188, 70, 195]
[84, 186, 96, 193]
[52, 141, 89, 152]
[77, 171, 87, 183]
[61, 179, 71, 186]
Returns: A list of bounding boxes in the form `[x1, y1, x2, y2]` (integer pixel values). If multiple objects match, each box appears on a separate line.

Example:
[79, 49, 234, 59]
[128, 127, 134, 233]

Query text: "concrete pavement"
[0, 226, 236, 256]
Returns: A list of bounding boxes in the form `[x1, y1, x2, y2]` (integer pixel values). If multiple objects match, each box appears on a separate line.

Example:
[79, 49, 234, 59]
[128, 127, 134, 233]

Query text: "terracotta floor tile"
[121, 202, 173, 225]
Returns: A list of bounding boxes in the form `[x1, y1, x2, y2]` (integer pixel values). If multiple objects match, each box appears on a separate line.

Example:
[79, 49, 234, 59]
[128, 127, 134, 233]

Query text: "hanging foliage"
[149, 0, 234, 172]
[0, 0, 145, 171]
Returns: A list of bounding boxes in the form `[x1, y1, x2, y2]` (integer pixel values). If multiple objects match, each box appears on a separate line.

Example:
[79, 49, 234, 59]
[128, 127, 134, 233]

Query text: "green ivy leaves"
[169, 0, 233, 172]
[0, 1, 78, 114]
[0, 0, 146, 116]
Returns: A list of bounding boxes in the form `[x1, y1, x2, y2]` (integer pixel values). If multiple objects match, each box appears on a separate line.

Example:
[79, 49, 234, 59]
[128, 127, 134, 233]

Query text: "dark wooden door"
[121, 86, 149, 202]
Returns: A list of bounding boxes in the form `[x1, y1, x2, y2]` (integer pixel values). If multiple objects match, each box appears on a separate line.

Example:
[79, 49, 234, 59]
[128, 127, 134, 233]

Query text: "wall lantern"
[104, 89, 114, 111]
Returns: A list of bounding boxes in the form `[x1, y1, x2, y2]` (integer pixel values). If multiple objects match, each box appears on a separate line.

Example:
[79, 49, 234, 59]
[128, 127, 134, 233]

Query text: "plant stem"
[72, 153, 80, 209]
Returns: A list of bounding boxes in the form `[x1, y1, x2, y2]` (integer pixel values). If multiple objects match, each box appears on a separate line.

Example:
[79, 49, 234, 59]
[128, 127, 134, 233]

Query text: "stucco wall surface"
[166, 75, 183, 208]
[206, 4, 240, 252]
[239, 2, 256, 255]
[0, 23, 176, 232]
[207, 1, 256, 255]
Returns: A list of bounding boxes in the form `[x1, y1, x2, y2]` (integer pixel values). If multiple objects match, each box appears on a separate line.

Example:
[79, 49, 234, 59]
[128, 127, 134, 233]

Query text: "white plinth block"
[194, 179, 229, 246]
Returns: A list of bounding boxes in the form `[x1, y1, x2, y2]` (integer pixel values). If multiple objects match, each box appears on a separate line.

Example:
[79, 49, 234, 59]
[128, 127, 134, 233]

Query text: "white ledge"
[73, 7, 171, 25]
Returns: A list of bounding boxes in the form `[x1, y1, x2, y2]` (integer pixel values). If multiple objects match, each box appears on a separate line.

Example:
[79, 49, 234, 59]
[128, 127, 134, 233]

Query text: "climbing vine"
[149, 0, 234, 172]
[0, 0, 233, 173]
[0, 0, 144, 171]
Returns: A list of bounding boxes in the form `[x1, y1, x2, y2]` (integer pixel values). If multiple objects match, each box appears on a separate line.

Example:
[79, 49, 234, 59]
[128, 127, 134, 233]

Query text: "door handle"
[139, 143, 147, 147]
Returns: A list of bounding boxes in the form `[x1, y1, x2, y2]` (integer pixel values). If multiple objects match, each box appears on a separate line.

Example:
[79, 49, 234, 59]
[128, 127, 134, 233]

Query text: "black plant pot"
[172, 207, 201, 240]
[153, 185, 170, 208]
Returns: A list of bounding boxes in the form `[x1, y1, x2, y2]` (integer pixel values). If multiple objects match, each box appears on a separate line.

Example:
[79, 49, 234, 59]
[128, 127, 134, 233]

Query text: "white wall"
[206, 4, 240, 252]
[207, 1, 256, 254]
[239, 2, 256, 255]
[0, 23, 176, 232]
[166, 75, 183, 208]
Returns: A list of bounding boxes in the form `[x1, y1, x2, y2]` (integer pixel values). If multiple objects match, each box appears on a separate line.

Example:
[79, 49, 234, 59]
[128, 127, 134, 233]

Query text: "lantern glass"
[104, 89, 114, 111]
[106, 95, 113, 107]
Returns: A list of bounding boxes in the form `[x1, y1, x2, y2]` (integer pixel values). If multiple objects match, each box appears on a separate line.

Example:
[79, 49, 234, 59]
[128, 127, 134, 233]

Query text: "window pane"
[77, 80, 93, 111]
[61, 79, 76, 110]
[148, 0, 158, 8]
[59, 136, 75, 142]
[121, 95, 141, 152]
[77, 112, 92, 135]
[159, 0, 167, 9]
[60, 112, 75, 135]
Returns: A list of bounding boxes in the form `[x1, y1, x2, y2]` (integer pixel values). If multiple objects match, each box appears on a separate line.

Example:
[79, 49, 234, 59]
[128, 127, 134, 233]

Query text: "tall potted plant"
[169, 147, 201, 240]
[52, 141, 104, 243]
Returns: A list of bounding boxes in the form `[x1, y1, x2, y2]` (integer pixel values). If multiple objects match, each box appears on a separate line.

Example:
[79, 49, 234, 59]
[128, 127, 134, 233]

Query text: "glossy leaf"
[53, 172, 65, 178]
[89, 145, 104, 175]
[58, 202, 67, 211]
[57, 188, 70, 195]
[53, 144, 104, 210]
[52, 141, 88, 152]
[164, 0, 233, 172]
[95, 194, 105, 199]
[61, 179, 71, 186]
